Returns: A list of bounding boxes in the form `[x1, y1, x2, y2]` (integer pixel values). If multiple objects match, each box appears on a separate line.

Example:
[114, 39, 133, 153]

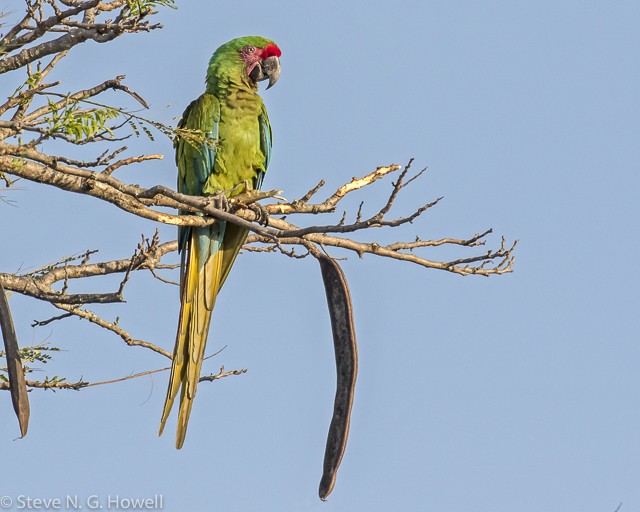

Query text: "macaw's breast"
[203, 89, 266, 195]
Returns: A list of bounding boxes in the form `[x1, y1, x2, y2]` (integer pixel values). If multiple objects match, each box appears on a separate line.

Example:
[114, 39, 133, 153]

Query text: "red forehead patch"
[262, 44, 281, 59]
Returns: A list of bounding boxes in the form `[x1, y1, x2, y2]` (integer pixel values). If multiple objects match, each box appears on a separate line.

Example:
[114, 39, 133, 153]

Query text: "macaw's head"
[206, 36, 281, 92]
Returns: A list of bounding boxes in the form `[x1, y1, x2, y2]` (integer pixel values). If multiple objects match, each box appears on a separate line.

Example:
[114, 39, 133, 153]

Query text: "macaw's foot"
[209, 191, 229, 212]
[231, 189, 285, 204]
[248, 202, 269, 226]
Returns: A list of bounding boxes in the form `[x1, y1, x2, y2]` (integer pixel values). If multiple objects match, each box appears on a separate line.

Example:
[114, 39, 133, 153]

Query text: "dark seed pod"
[317, 255, 358, 501]
[0, 282, 30, 438]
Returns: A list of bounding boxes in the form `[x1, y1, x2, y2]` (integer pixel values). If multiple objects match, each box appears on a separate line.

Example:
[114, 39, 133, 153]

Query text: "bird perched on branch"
[159, 36, 281, 448]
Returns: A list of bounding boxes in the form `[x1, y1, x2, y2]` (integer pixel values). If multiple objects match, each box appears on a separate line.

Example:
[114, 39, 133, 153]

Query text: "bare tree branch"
[1, 149, 515, 270]
[199, 366, 248, 383]
[1, 147, 517, 277]
[0, 237, 178, 304]
[31, 311, 74, 327]
[0, 356, 246, 391]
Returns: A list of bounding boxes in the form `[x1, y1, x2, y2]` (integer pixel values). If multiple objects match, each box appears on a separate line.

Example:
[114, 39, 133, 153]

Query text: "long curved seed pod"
[317, 255, 358, 501]
[0, 282, 30, 438]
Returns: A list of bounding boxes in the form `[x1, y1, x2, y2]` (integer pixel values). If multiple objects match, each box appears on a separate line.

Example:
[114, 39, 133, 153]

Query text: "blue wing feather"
[256, 103, 272, 190]
[195, 130, 221, 270]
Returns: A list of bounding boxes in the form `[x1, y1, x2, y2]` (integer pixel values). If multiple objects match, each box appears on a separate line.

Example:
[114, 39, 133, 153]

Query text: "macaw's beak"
[250, 56, 281, 90]
[262, 56, 281, 89]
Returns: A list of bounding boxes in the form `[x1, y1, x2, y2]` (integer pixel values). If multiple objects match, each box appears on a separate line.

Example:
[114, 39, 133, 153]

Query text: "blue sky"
[2, 1, 640, 510]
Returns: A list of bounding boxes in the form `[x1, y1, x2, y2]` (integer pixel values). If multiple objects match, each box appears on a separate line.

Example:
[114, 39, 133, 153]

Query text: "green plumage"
[159, 36, 278, 448]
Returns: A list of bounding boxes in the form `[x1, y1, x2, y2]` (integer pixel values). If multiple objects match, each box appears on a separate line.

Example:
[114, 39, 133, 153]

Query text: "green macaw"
[159, 36, 281, 448]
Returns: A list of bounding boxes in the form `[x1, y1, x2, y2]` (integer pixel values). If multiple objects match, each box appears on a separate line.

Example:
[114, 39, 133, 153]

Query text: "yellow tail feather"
[158, 230, 224, 448]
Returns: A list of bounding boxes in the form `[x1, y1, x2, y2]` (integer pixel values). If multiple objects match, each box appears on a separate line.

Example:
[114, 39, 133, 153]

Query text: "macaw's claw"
[248, 202, 269, 225]
[209, 191, 229, 212]
[230, 189, 285, 204]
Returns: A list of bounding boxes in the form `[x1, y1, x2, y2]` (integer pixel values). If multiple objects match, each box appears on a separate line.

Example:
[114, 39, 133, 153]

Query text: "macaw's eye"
[248, 47, 255, 53]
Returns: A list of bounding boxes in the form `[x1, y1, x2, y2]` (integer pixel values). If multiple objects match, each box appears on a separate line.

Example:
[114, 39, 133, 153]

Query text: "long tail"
[159, 222, 248, 449]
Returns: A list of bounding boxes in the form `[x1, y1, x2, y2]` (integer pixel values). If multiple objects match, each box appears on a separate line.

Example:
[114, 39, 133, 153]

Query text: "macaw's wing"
[176, 94, 220, 257]
[160, 93, 225, 448]
[256, 102, 272, 190]
[217, 101, 274, 289]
